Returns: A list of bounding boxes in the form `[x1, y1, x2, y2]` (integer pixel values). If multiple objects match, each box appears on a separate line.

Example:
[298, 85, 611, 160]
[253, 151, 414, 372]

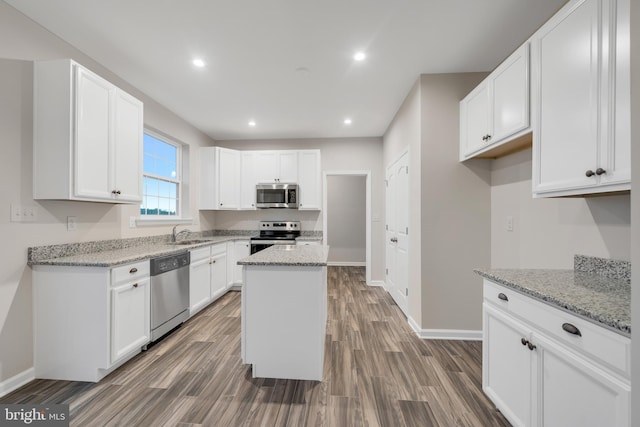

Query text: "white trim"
[368, 280, 385, 287]
[0, 368, 35, 398]
[322, 170, 372, 286]
[408, 316, 482, 341]
[327, 261, 366, 267]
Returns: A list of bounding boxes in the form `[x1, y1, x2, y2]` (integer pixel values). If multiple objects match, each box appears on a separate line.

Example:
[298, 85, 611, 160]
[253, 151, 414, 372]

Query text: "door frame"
[322, 170, 372, 285]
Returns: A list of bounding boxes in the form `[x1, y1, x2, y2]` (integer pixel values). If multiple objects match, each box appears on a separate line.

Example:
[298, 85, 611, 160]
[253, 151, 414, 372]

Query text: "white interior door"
[385, 151, 409, 315]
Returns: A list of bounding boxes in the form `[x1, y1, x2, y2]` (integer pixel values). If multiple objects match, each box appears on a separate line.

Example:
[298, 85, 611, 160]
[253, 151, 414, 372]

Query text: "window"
[141, 131, 181, 217]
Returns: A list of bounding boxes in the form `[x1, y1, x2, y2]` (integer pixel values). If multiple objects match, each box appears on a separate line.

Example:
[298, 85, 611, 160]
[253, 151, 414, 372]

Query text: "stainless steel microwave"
[256, 183, 299, 209]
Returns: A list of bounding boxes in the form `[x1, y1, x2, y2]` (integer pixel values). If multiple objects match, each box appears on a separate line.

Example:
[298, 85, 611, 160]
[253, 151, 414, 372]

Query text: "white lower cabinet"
[189, 243, 228, 316]
[483, 279, 630, 427]
[228, 240, 250, 287]
[110, 276, 150, 364]
[33, 260, 150, 382]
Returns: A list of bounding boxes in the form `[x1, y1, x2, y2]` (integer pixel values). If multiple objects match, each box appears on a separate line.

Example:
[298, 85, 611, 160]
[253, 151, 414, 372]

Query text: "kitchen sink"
[169, 240, 207, 246]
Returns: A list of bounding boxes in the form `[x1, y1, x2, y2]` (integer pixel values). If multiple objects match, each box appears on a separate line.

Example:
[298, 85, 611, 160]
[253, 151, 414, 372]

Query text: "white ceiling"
[6, 0, 568, 141]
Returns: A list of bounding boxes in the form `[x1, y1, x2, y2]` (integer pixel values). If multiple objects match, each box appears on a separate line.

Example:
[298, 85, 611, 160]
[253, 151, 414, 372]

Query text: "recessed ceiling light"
[248, 121, 256, 127]
[192, 58, 205, 67]
[354, 52, 366, 61]
[344, 118, 352, 125]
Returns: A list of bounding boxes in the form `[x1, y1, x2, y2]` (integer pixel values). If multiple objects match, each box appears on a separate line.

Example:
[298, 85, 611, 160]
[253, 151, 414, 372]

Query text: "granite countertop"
[238, 244, 330, 266]
[475, 264, 631, 336]
[29, 235, 252, 267]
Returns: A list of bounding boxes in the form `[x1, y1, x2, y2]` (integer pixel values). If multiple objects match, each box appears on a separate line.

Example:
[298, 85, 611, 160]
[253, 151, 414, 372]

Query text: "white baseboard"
[408, 317, 482, 341]
[367, 280, 385, 287]
[327, 261, 366, 267]
[0, 368, 35, 398]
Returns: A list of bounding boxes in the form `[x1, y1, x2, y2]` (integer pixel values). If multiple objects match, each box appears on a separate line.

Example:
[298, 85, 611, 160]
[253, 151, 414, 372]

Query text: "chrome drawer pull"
[498, 293, 508, 301]
[562, 323, 582, 336]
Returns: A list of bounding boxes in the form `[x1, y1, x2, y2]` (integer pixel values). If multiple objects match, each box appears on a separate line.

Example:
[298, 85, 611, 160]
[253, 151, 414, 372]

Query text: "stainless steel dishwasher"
[149, 251, 190, 342]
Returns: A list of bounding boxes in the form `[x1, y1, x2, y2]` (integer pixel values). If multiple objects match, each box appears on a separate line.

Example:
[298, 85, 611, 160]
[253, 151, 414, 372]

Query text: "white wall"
[215, 137, 384, 281]
[326, 175, 366, 264]
[0, 2, 216, 386]
[383, 81, 422, 323]
[383, 73, 490, 332]
[418, 74, 492, 332]
[492, 148, 631, 267]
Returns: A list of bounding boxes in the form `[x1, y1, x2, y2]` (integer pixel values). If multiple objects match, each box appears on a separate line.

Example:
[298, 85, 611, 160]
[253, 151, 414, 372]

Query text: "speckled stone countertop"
[238, 244, 329, 266]
[475, 255, 631, 336]
[295, 236, 323, 242]
[28, 235, 253, 267]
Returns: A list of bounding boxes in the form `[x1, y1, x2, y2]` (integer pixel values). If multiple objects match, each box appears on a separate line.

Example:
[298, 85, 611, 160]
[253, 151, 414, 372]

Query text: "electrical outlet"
[506, 216, 514, 232]
[67, 216, 78, 231]
[129, 216, 137, 228]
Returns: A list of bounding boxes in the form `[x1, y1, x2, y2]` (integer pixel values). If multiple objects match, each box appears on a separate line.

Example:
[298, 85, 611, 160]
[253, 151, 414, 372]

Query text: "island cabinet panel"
[242, 265, 327, 381]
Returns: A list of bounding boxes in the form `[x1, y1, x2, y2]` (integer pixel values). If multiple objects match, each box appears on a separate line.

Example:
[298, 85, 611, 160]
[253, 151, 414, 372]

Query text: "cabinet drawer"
[112, 260, 149, 286]
[484, 279, 630, 377]
[190, 246, 212, 262]
[210, 243, 226, 256]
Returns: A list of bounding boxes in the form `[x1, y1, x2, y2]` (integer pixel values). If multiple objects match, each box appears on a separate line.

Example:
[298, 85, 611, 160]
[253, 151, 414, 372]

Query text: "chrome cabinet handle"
[562, 323, 582, 336]
[498, 293, 508, 301]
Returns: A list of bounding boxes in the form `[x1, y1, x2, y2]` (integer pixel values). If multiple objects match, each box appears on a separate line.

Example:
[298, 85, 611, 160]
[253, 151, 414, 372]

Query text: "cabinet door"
[483, 304, 533, 427]
[254, 151, 279, 183]
[217, 148, 240, 209]
[240, 151, 257, 209]
[297, 150, 321, 210]
[111, 277, 150, 364]
[532, 0, 600, 194]
[491, 43, 529, 142]
[536, 334, 630, 427]
[233, 241, 250, 285]
[210, 252, 228, 300]
[74, 66, 113, 200]
[460, 82, 490, 158]
[189, 256, 211, 315]
[278, 151, 298, 182]
[113, 89, 143, 202]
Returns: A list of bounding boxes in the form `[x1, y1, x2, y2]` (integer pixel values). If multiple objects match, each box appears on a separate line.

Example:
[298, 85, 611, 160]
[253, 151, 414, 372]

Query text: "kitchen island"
[238, 244, 329, 381]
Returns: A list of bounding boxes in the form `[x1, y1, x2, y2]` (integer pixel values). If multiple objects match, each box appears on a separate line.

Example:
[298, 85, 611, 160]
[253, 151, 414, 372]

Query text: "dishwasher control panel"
[150, 252, 190, 276]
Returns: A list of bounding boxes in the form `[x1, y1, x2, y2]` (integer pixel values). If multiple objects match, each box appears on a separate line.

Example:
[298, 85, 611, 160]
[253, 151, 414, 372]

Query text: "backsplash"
[574, 254, 631, 284]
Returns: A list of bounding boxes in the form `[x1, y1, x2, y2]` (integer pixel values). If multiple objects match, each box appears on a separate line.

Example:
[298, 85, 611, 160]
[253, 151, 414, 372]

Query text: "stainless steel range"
[250, 221, 301, 254]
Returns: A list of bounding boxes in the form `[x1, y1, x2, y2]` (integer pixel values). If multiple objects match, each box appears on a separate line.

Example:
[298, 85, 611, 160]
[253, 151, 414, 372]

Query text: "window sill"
[134, 217, 193, 227]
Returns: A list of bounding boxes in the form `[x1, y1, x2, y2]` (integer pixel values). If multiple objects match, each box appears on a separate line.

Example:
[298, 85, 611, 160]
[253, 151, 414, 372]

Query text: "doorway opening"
[322, 171, 371, 285]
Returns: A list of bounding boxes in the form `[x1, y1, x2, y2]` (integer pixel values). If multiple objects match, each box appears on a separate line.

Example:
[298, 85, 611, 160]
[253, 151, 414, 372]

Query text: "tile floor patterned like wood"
[2, 266, 510, 427]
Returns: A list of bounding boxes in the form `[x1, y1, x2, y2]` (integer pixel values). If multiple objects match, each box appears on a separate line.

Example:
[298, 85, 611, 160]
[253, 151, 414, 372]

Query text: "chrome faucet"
[171, 225, 191, 242]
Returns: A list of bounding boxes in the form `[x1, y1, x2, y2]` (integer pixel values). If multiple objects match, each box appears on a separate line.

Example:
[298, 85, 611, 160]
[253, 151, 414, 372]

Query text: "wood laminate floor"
[2, 266, 509, 426]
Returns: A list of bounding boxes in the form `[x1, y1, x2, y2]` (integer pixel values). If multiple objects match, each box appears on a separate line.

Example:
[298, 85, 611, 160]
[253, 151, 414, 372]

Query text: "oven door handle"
[250, 240, 296, 245]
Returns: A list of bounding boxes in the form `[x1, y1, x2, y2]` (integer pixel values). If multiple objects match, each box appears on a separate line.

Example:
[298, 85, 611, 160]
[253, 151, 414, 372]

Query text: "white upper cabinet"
[254, 151, 298, 183]
[200, 147, 241, 210]
[460, 44, 531, 161]
[200, 147, 321, 211]
[239, 151, 258, 209]
[531, 0, 630, 197]
[297, 150, 322, 210]
[34, 59, 143, 203]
